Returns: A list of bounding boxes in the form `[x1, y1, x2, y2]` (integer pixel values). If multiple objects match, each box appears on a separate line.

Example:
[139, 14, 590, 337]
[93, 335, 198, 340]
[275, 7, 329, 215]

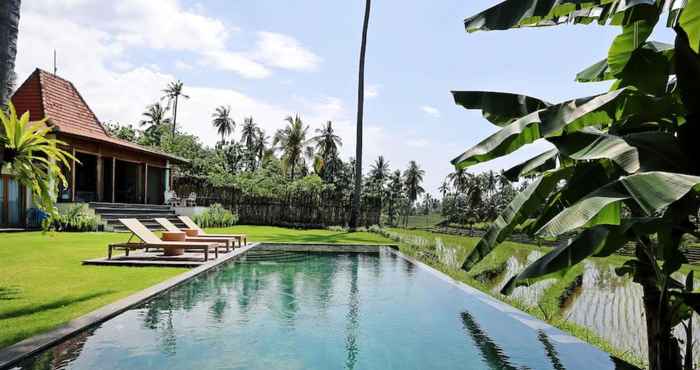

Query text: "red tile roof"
[11, 68, 186, 163]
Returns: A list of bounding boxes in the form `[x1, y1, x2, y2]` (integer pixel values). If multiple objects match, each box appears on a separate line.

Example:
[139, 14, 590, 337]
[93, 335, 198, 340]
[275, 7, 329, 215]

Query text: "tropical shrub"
[327, 225, 348, 232]
[48, 204, 100, 232]
[451, 2, 700, 369]
[0, 103, 75, 218]
[193, 203, 239, 228]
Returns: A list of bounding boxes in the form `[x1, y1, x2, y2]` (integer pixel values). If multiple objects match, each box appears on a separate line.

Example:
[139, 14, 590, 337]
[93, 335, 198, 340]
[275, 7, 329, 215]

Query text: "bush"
[48, 204, 100, 232]
[193, 203, 239, 228]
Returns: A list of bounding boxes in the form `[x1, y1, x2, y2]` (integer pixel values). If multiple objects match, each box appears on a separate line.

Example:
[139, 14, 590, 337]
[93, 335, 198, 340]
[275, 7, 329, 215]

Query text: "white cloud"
[253, 32, 321, 71]
[20, 1, 320, 79]
[365, 84, 380, 99]
[200, 50, 271, 79]
[420, 105, 441, 118]
[174, 60, 193, 71]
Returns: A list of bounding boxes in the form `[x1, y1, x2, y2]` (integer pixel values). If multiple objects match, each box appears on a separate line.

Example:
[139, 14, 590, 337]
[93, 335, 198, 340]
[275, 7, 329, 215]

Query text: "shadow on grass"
[0, 286, 21, 301]
[0, 290, 115, 320]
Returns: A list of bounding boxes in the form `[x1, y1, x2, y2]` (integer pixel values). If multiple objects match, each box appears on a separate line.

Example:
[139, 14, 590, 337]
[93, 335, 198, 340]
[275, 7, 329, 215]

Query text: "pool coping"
[0, 242, 396, 369]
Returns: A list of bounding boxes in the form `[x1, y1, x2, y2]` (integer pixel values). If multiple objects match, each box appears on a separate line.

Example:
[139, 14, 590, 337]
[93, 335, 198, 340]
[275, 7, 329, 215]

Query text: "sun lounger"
[154, 218, 237, 251]
[178, 216, 247, 246]
[110, 218, 220, 261]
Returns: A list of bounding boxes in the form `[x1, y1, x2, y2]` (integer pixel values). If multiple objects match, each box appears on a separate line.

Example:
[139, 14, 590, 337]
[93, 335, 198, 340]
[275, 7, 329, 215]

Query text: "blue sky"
[15, 0, 676, 195]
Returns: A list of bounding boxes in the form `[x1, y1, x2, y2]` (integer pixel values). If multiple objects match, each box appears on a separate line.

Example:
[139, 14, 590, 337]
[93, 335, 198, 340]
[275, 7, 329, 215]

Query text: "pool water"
[12, 248, 637, 370]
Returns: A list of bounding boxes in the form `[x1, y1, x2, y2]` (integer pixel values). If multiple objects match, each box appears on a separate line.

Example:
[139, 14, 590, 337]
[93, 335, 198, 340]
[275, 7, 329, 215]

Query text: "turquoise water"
[13, 249, 636, 370]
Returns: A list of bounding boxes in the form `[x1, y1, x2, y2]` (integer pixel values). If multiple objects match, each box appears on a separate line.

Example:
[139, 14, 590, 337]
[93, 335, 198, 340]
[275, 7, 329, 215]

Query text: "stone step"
[99, 213, 177, 219]
[89, 202, 172, 210]
[92, 207, 176, 215]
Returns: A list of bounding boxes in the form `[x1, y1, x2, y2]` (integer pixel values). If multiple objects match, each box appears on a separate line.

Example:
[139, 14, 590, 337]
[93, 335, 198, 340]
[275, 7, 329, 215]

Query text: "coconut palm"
[386, 170, 404, 226]
[438, 180, 450, 198]
[0, 0, 20, 106]
[211, 105, 235, 144]
[253, 127, 269, 166]
[161, 80, 189, 136]
[447, 167, 470, 193]
[140, 103, 171, 130]
[403, 161, 425, 225]
[350, 0, 372, 230]
[274, 115, 310, 179]
[310, 121, 342, 177]
[369, 155, 390, 184]
[0, 103, 75, 217]
[240, 117, 258, 150]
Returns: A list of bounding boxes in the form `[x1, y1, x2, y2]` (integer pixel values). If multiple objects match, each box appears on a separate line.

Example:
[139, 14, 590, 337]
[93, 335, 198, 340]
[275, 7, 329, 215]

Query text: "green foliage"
[47, 204, 100, 232]
[0, 102, 75, 218]
[455, 1, 700, 368]
[192, 203, 239, 228]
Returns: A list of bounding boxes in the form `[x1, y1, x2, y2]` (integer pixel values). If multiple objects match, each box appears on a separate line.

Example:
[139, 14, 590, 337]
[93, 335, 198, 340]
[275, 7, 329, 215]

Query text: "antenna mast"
[53, 50, 57, 75]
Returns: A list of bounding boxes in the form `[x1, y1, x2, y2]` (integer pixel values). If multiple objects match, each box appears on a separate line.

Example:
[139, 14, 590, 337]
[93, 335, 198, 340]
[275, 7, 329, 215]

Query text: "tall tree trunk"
[349, 0, 371, 231]
[171, 95, 179, 137]
[0, 0, 21, 107]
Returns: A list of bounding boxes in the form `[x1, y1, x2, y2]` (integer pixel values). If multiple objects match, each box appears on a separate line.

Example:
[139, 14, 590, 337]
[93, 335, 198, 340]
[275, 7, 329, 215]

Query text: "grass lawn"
[0, 226, 391, 349]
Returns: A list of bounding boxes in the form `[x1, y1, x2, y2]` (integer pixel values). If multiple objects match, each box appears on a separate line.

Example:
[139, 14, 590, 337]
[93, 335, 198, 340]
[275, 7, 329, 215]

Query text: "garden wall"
[173, 178, 380, 227]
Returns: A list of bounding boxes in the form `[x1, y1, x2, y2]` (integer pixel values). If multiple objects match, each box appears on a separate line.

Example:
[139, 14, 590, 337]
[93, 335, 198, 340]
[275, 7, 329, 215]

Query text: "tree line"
[105, 81, 427, 226]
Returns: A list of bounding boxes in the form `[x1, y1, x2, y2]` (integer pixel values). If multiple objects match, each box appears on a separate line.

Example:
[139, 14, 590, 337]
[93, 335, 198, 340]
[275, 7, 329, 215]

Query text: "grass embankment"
[0, 226, 390, 349]
[383, 227, 658, 368]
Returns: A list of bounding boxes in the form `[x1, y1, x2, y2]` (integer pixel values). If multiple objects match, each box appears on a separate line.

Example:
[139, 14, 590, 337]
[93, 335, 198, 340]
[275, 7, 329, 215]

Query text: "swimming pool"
[9, 247, 637, 370]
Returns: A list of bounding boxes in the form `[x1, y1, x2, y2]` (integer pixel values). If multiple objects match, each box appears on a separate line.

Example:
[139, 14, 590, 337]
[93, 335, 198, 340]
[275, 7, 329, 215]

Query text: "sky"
[14, 0, 676, 196]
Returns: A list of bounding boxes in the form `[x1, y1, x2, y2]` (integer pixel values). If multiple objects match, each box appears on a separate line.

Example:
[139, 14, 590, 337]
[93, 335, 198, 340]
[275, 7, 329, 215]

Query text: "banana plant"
[0, 102, 75, 218]
[452, 1, 700, 369]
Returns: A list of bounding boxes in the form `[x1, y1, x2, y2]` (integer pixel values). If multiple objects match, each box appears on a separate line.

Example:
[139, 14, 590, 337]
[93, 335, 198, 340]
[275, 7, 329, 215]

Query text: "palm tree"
[438, 181, 450, 198]
[139, 103, 171, 146]
[161, 80, 189, 136]
[240, 117, 258, 150]
[386, 170, 403, 226]
[211, 105, 235, 144]
[140, 103, 171, 129]
[403, 160, 425, 225]
[369, 155, 390, 184]
[310, 121, 342, 177]
[447, 167, 470, 193]
[349, 0, 372, 230]
[274, 115, 310, 180]
[0, 0, 20, 106]
[253, 127, 269, 166]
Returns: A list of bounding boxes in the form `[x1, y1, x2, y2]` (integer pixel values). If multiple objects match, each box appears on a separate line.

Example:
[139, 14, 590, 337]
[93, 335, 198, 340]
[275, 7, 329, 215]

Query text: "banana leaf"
[549, 129, 688, 173]
[461, 167, 573, 271]
[503, 148, 558, 181]
[502, 218, 666, 294]
[576, 41, 674, 82]
[537, 171, 700, 237]
[451, 88, 676, 169]
[464, 0, 682, 33]
[452, 91, 551, 126]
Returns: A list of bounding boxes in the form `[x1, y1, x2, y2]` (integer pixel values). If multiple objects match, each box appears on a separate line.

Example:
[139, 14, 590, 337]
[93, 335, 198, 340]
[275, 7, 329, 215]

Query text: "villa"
[2, 68, 186, 228]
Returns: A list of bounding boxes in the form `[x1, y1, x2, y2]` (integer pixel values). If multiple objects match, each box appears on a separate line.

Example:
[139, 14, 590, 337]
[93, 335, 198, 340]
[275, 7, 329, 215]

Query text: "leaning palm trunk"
[0, 0, 21, 107]
[349, 0, 371, 230]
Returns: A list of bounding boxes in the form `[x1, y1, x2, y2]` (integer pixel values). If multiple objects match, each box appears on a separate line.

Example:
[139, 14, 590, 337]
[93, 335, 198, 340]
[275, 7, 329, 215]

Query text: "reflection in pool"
[12, 249, 635, 370]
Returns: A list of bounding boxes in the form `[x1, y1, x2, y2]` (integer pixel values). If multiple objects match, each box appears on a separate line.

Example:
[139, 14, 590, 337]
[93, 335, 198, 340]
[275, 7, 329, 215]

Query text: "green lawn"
[0, 226, 391, 349]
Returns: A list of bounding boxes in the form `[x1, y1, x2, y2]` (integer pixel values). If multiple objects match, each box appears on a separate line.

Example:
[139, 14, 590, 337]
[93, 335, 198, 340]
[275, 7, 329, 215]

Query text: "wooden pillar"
[143, 163, 148, 205]
[96, 154, 104, 202]
[112, 158, 116, 203]
[71, 148, 76, 202]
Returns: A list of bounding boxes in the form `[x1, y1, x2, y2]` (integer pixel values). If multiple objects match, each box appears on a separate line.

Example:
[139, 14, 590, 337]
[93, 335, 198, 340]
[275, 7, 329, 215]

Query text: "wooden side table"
[161, 231, 186, 256]
[183, 228, 200, 237]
